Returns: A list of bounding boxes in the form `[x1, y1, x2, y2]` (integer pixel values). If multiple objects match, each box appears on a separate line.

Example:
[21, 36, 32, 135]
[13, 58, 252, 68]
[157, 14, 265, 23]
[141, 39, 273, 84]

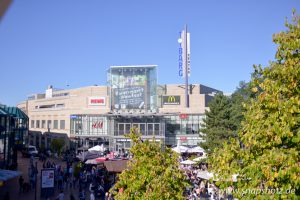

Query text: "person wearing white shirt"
[56, 190, 64, 200]
[90, 192, 95, 200]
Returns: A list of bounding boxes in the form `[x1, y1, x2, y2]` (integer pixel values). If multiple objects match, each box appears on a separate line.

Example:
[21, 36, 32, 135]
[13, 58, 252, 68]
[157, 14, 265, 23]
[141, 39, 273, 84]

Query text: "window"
[140, 124, 146, 135]
[56, 104, 65, 108]
[42, 120, 46, 128]
[47, 120, 52, 129]
[147, 124, 153, 136]
[154, 124, 160, 136]
[125, 124, 131, 135]
[60, 120, 65, 130]
[52, 92, 69, 97]
[31, 120, 35, 128]
[39, 104, 55, 109]
[118, 124, 124, 135]
[36, 120, 40, 128]
[53, 120, 58, 129]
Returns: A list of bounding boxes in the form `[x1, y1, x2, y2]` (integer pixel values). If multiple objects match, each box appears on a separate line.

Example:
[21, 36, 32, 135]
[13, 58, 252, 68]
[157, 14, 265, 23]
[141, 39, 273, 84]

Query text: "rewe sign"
[88, 97, 106, 106]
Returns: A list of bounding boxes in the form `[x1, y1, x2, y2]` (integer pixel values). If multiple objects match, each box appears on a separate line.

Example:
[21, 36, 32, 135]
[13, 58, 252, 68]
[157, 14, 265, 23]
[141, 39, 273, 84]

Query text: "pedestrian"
[72, 176, 77, 189]
[70, 193, 75, 200]
[18, 175, 24, 193]
[58, 172, 63, 190]
[56, 190, 64, 200]
[108, 193, 114, 200]
[79, 188, 85, 200]
[69, 166, 73, 178]
[90, 192, 95, 200]
[30, 155, 34, 165]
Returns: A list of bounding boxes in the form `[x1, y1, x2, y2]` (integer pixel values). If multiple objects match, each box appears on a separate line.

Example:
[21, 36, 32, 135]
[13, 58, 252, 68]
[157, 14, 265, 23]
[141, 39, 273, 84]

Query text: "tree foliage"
[210, 11, 300, 199]
[200, 92, 244, 153]
[111, 128, 189, 200]
[50, 138, 65, 155]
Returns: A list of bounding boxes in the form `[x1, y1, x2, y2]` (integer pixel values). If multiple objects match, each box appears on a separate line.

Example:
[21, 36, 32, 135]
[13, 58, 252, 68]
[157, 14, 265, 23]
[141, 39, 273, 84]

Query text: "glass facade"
[0, 106, 28, 169]
[113, 116, 164, 136]
[107, 66, 157, 112]
[67, 65, 208, 151]
[70, 115, 109, 136]
[70, 113, 205, 151]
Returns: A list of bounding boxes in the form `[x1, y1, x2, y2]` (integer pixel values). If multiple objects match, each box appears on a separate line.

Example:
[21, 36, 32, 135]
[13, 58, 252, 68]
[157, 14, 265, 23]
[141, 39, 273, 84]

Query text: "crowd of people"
[18, 148, 237, 200]
[17, 150, 118, 200]
[180, 157, 235, 200]
[51, 152, 117, 200]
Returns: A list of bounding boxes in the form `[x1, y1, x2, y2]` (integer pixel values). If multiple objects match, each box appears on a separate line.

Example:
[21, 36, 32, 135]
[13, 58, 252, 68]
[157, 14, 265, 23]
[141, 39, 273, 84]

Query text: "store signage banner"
[179, 113, 188, 119]
[113, 86, 145, 109]
[92, 121, 103, 129]
[41, 169, 55, 188]
[178, 30, 191, 78]
[88, 97, 106, 106]
[162, 95, 180, 105]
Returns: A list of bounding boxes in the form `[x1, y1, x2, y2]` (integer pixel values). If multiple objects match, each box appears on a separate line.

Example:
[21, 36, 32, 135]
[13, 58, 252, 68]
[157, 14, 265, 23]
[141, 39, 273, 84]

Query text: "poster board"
[40, 168, 55, 198]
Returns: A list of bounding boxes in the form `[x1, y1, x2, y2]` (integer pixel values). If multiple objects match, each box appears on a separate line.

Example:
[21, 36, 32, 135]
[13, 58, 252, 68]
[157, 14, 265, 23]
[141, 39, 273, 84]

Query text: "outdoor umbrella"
[172, 146, 189, 153]
[88, 144, 104, 152]
[77, 151, 99, 161]
[193, 154, 207, 162]
[96, 157, 108, 162]
[187, 146, 205, 153]
[196, 170, 214, 180]
[180, 160, 196, 165]
[85, 159, 98, 165]
[172, 139, 189, 153]
[84, 151, 99, 160]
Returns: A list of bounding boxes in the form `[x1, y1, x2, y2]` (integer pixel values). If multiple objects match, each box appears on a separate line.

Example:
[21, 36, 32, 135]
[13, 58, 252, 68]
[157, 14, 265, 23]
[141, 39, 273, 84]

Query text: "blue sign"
[70, 115, 77, 119]
[178, 31, 183, 77]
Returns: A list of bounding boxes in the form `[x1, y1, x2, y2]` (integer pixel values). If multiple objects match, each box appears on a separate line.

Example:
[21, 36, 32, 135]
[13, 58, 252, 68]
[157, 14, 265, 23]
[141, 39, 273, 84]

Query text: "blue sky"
[0, 0, 299, 106]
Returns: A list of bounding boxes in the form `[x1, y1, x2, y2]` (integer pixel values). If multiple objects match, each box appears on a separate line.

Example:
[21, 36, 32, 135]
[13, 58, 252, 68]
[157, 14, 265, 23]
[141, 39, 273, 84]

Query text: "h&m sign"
[92, 121, 103, 129]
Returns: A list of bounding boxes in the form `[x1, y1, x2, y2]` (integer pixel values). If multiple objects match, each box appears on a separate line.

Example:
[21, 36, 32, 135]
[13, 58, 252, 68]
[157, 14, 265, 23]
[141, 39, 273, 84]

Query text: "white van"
[22, 145, 39, 157]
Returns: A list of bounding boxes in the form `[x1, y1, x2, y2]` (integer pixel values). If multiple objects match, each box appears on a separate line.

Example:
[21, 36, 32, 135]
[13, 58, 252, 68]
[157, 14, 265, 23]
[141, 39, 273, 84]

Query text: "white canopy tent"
[76, 151, 99, 161]
[88, 144, 104, 152]
[180, 160, 196, 165]
[187, 146, 205, 153]
[197, 171, 238, 182]
[85, 158, 98, 165]
[172, 146, 189, 153]
[193, 154, 207, 162]
[197, 170, 214, 180]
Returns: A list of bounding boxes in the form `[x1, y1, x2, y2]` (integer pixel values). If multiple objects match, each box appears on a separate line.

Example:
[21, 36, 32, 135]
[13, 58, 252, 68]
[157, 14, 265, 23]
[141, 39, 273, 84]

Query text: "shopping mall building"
[17, 65, 220, 151]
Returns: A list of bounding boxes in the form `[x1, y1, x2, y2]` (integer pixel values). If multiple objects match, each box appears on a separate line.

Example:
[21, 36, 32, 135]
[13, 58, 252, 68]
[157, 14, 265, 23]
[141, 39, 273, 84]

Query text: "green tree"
[50, 138, 65, 155]
[200, 93, 241, 153]
[111, 128, 189, 200]
[210, 11, 300, 199]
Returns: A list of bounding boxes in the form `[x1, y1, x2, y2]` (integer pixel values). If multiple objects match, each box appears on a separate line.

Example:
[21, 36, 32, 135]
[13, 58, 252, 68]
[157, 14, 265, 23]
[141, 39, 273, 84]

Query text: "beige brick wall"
[18, 84, 211, 138]
[158, 84, 207, 114]
[19, 86, 110, 137]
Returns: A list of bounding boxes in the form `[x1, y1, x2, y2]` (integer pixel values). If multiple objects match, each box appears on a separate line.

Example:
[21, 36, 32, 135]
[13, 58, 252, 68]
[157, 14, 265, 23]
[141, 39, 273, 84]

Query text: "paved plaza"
[0, 152, 78, 200]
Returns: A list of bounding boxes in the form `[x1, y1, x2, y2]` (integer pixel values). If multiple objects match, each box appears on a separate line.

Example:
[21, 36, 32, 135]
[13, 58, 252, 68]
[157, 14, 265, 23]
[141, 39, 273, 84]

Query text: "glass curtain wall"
[113, 116, 164, 136]
[70, 115, 108, 136]
[0, 114, 9, 168]
[164, 114, 204, 146]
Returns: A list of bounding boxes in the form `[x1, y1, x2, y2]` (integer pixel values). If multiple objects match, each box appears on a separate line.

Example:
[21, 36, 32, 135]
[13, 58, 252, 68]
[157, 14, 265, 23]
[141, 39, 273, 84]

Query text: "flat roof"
[109, 65, 157, 69]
